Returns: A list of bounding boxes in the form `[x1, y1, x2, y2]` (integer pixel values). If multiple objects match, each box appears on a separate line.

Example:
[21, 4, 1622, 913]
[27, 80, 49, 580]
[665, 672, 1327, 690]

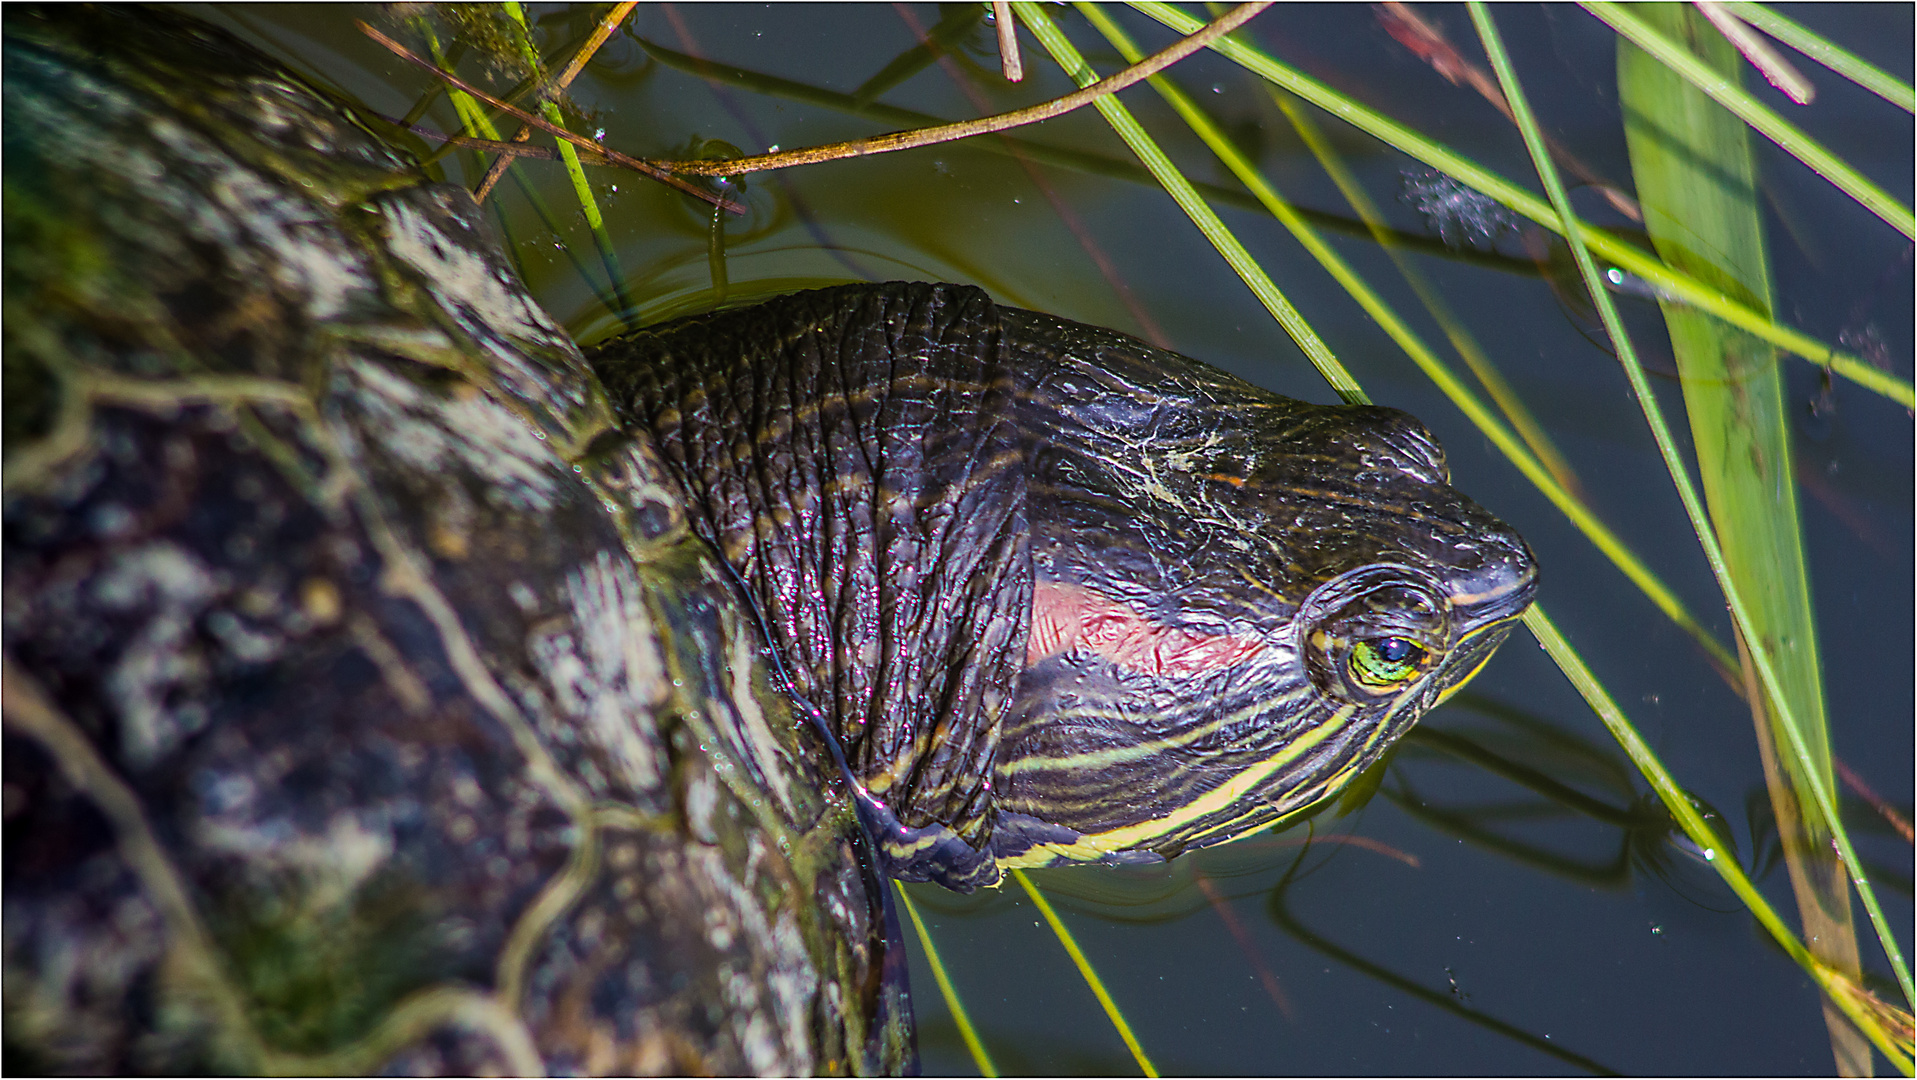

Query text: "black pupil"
[1378, 637, 1415, 663]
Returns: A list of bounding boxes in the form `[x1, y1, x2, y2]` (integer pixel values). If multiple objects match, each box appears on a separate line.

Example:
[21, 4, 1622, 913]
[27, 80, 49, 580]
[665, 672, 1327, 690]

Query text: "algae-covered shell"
[2, 6, 906, 1074]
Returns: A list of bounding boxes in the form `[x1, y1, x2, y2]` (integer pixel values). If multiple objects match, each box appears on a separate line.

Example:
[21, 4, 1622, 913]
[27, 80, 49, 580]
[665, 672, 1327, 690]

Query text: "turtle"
[588, 281, 1538, 893]
[1, 4, 1538, 1074]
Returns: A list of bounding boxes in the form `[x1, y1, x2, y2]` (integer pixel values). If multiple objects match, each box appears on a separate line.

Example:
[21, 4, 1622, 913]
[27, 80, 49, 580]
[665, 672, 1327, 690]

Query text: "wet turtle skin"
[592, 283, 1538, 893]
[2, 7, 909, 1075]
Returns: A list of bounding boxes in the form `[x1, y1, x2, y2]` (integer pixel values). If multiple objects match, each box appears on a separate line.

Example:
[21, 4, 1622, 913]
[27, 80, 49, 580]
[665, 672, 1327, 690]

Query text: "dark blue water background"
[194, 4, 1914, 1073]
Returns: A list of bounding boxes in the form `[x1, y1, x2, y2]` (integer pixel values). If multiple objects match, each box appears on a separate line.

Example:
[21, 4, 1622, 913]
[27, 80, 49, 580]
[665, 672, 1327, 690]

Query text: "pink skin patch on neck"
[1027, 580, 1268, 677]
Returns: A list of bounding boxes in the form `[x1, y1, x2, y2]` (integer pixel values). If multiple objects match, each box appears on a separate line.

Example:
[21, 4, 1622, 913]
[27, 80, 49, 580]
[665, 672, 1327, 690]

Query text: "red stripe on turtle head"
[1027, 580, 1268, 677]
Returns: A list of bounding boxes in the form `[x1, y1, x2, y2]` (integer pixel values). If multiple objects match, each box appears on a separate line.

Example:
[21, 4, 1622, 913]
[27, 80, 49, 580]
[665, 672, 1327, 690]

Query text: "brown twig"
[381, 116, 601, 164]
[552, 1, 644, 94]
[357, 20, 743, 213]
[650, 1, 1275, 177]
[471, 130, 535, 205]
[992, 0, 1024, 83]
[475, 0, 642, 203]
[1376, 2, 1642, 223]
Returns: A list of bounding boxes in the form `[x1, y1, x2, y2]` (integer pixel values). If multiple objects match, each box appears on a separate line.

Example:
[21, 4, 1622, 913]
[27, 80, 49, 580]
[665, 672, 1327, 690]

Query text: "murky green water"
[195, 4, 1913, 1073]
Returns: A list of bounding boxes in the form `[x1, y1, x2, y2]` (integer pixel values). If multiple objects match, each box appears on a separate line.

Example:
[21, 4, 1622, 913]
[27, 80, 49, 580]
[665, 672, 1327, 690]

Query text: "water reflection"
[1263, 852, 1618, 1076]
[1389, 694, 1743, 911]
[907, 689, 1764, 1073]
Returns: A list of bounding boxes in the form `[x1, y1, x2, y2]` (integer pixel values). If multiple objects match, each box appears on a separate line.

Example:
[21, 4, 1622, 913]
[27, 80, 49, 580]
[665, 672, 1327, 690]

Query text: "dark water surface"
[194, 4, 1913, 1074]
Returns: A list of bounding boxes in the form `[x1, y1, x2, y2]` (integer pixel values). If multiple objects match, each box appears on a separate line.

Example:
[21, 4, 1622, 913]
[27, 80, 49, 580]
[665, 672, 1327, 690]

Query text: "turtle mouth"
[1431, 614, 1524, 707]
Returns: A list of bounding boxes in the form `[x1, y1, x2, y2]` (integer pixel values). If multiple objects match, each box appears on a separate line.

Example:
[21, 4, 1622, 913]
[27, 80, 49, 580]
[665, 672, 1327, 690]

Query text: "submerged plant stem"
[706, 203, 729, 306]
[1374, 1, 1642, 221]
[1013, 870, 1158, 1077]
[896, 883, 996, 1076]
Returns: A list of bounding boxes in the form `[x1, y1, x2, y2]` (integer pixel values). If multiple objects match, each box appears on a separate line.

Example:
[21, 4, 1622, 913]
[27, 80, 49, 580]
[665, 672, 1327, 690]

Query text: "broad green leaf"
[1616, 7, 1867, 1071]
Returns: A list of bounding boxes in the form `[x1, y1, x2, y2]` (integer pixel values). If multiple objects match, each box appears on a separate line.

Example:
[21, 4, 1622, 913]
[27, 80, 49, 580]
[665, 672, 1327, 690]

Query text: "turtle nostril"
[1450, 536, 1540, 624]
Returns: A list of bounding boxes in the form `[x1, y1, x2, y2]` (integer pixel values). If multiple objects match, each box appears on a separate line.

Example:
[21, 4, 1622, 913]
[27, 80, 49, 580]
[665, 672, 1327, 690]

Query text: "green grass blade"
[1615, 7, 1866, 1068]
[1584, 1, 1915, 240]
[1721, 1, 1917, 113]
[1124, 0, 1914, 408]
[1026, 0, 1908, 1050]
[1593, 238, 1911, 407]
[1012, 1, 1365, 404]
[895, 882, 997, 1077]
[501, 2, 638, 330]
[1012, 870, 1158, 1077]
[1469, 0, 1913, 1020]
[1073, 2, 1738, 680]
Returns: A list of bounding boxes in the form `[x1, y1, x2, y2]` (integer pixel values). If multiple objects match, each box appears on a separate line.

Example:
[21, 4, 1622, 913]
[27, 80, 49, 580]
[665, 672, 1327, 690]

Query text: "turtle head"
[989, 325, 1537, 870]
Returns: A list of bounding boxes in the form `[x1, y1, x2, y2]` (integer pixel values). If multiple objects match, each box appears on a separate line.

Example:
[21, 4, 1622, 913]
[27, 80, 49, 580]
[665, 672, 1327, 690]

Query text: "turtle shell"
[2, 6, 906, 1075]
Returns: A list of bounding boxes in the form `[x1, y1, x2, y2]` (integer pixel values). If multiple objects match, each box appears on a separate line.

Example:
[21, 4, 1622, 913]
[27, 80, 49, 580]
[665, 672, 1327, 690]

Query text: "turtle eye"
[1349, 636, 1426, 688]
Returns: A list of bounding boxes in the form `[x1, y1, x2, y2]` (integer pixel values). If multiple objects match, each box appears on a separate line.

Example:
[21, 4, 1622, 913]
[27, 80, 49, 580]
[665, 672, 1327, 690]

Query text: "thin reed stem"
[1721, 1, 1916, 112]
[1074, 2, 1740, 681]
[1016, 2, 1362, 401]
[1583, 1, 1914, 239]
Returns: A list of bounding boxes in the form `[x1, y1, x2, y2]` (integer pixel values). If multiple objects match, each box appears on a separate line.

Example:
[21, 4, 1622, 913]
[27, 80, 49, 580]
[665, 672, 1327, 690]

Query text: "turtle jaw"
[1431, 615, 1522, 708]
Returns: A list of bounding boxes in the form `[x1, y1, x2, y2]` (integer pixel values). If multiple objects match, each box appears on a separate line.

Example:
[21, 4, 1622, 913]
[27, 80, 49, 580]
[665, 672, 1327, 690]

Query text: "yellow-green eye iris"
[1349, 636, 1425, 688]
